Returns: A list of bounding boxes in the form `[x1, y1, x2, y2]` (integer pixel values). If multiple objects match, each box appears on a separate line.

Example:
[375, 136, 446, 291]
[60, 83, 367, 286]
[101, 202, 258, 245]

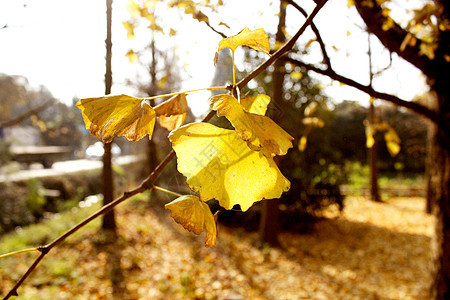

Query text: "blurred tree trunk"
[258, 0, 286, 247]
[368, 101, 381, 202]
[102, 0, 116, 231]
[147, 38, 158, 176]
[428, 92, 450, 300]
[354, 1, 450, 297]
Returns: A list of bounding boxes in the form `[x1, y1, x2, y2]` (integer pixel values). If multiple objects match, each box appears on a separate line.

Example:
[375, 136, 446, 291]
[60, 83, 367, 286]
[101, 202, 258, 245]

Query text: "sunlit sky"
[0, 0, 428, 116]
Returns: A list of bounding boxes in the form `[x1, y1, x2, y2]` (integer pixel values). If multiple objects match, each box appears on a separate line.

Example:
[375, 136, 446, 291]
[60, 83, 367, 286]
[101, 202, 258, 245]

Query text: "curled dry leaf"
[217, 27, 270, 57]
[76, 94, 156, 143]
[209, 94, 293, 156]
[169, 123, 290, 211]
[154, 94, 188, 131]
[165, 195, 217, 247]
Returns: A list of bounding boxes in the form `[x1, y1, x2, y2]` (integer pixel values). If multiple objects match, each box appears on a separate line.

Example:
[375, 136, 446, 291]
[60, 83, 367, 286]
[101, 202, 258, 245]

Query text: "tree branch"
[353, 0, 449, 81]
[3, 109, 217, 299]
[286, 0, 331, 69]
[2, 1, 332, 295]
[283, 56, 442, 124]
[236, 0, 329, 89]
[0, 99, 54, 129]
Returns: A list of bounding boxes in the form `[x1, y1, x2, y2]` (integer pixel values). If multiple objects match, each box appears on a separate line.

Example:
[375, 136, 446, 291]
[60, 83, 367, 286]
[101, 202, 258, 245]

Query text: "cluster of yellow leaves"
[76, 93, 188, 143]
[298, 101, 325, 152]
[364, 119, 401, 156]
[77, 28, 293, 247]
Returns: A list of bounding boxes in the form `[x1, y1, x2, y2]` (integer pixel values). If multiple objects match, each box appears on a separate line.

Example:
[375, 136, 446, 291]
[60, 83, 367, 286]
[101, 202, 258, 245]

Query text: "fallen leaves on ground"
[0, 196, 433, 299]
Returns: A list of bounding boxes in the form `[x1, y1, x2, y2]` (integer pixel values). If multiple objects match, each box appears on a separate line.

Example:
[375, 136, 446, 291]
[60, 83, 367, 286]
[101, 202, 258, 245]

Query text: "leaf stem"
[232, 51, 236, 86]
[0, 248, 39, 259]
[153, 186, 183, 197]
[144, 86, 228, 101]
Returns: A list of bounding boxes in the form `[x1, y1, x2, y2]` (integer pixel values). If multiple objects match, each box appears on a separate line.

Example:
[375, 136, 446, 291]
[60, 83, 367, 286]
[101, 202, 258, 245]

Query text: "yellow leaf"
[382, 17, 395, 31]
[298, 136, 307, 152]
[384, 129, 401, 157]
[239, 94, 270, 115]
[169, 123, 290, 211]
[364, 121, 375, 148]
[122, 21, 135, 39]
[126, 0, 141, 18]
[158, 114, 186, 132]
[419, 43, 435, 60]
[302, 117, 325, 128]
[154, 94, 188, 131]
[76, 94, 155, 143]
[125, 49, 138, 63]
[218, 27, 270, 55]
[290, 71, 303, 80]
[165, 195, 217, 247]
[209, 94, 293, 156]
[303, 101, 318, 117]
[305, 39, 316, 49]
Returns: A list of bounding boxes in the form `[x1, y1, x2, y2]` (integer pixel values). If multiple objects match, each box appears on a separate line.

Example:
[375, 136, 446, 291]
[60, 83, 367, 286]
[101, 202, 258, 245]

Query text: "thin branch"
[145, 86, 228, 102]
[2, 2, 331, 295]
[153, 185, 183, 198]
[283, 56, 441, 124]
[204, 20, 227, 39]
[285, 0, 331, 69]
[236, 0, 329, 89]
[0, 248, 39, 259]
[3, 109, 217, 299]
[0, 99, 54, 129]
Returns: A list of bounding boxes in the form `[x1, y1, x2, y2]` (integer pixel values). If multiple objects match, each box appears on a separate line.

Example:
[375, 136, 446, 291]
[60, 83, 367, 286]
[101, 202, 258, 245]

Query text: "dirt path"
[0, 196, 433, 299]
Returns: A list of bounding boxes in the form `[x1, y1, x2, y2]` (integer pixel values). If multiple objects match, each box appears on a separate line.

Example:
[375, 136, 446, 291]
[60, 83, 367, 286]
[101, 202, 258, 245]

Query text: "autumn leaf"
[122, 21, 136, 39]
[165, 195, 217, 247]
[302, 117, 325, 128]
[298, 136, 307, 152]
[240, 94, 270, 115]
[217, 27, 270, 55]
[76, 94, 155, 143]
[154, 94, 188, 131]
[384, 128, 401, 157]
[290, 71, 303, 80]
[126, 49, 138, 63]
[169, 123, 290, 211]
[209, 94, 293, 156]
[303, 101, 318, 117]
[364, 121, 376, 148]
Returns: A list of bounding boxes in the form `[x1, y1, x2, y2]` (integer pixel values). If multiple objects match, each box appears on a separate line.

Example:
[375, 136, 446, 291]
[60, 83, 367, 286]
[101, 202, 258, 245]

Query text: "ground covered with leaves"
[0, 195, 433, 299]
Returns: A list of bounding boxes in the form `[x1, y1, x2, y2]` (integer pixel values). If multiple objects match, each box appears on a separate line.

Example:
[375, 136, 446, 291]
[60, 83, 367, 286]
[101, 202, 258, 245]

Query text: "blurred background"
[0, 0, 439, 299]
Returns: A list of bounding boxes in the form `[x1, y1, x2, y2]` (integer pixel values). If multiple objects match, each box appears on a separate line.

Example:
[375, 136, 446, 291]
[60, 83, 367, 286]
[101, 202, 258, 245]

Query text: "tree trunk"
[102, 141, 116, 230]
[368, 102, 382, 202]
[101, 0, 116, 231]
[430, 127, 450, 299]
[430, 79, 450, 299]
[258, 0, 286, 246]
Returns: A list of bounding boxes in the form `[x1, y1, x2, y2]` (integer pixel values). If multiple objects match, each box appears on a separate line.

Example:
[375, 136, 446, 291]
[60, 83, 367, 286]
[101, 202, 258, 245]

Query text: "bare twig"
[3, 109, 216, 299]
[236, 0, 328, 89]
[0, 99, 54, 129]
[2, 1, 330, 296]
[286, 0, 331, 69]
[283, 56, 441, 124]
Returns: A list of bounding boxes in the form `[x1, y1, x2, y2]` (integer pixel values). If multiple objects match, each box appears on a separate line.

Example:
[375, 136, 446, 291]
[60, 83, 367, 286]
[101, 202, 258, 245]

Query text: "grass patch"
[0, 200, 101, 255]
